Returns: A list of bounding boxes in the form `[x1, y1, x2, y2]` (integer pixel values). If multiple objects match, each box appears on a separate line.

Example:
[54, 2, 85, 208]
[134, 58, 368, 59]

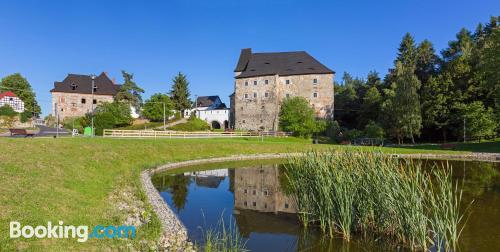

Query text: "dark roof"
[234, 48, 334, 79]
[196, 95, 220, 107]
[50, 72, 121, 95]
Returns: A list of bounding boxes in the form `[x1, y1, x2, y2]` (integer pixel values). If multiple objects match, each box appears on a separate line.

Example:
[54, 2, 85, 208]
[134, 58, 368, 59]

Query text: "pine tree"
[169, 72, 192, 112]
[396, 33, 417, 67]
[115, 71, 144, 110]
[0, 73, 41, 116]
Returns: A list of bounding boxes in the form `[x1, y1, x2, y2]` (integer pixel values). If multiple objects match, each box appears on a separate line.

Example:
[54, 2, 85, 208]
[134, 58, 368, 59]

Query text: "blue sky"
[0, 0, 498, 116]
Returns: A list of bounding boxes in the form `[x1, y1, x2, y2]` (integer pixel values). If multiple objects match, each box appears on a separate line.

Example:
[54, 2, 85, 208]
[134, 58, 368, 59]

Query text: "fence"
[103, 129, 292, 138]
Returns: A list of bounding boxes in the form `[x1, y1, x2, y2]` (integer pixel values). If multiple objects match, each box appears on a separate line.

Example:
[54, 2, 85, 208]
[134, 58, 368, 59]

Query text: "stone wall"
[51, 92, 114, 120]
[234, 73, 334, 131]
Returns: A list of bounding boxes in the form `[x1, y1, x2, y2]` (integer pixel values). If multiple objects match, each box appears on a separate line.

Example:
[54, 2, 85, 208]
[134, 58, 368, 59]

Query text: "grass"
[283, 150, 470, 251]
[398, 138, 500, 153]
[115, 121, 166, 130]
[0, 136, 489, 251]
[199, 214, 248, 252]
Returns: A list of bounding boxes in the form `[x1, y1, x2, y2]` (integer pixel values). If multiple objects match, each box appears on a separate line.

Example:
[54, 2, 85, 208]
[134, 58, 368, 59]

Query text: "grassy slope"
[0, 137, 495, 251]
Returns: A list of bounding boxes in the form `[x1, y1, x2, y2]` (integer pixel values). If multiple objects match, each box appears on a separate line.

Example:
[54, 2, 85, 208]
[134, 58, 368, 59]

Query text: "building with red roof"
[0, 91, 25, 113]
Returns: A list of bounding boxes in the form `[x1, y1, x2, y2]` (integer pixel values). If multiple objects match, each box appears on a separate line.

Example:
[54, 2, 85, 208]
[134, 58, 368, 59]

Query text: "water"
[152, 159, 500, 251]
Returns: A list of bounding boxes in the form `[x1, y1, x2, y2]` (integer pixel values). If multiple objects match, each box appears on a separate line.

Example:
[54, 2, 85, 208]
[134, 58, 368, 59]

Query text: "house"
[50, 72, 121, 120]
[232, 48, 335, 131]
[0, 91, 25, 113]
[186, 95, 230, 129]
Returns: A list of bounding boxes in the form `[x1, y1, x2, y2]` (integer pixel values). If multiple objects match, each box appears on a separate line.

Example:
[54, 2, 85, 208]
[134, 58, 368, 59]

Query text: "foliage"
[200, 214, 248, 252]
[0, 73, 41, 114]
[0, 105, 17, 117]
[20, 110, 32, 123]
[456, 101, 497, 139]
[284, 150, 468, 250]
[115, 70, 144, 111]
[170, 72, 192, 111]
[168, 117, 210, 131]
[89, 101, 132, 135]
[363, 121, 384, 139]
[62, 116, 89, 133]
[44, 114, 56, 128]
[279, 97, 325, 138]
[142, 93, 174, 122]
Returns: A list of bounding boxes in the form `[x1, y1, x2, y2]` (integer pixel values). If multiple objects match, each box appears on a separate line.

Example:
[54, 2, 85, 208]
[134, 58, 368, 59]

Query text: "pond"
[152, 159, 500, 252]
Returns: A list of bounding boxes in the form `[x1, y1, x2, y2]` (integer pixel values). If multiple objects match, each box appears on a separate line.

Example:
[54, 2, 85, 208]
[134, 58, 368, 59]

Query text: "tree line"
[334, 16, 499, 143]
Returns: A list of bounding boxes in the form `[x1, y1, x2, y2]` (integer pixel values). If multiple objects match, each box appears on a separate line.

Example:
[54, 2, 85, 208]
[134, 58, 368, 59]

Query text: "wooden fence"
[103, 129, 292, 138]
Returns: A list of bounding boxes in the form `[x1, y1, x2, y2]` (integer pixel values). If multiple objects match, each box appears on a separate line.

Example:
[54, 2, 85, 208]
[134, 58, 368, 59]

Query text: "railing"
[102, 129, 292, 138]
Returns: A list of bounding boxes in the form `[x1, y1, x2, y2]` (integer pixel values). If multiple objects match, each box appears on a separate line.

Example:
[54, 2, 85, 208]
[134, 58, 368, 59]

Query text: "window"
[285, 203, 289, 209]
[244, 201, 247, 206]
[93, 86, 97, 92]
[264, 203, 267, 208]
[244, 93, 248, 99]
[9, 97, 13, 101]
[242, 120, 246, 123]
[253, 80, 257, 86]
[252, 202, 256, 207]
[313, 92, 318, 98]
[264, 190, 269, 196]
[253, 93, 257, 98]
[245, 81, 248, 86]
[260, 120, 263, 123]
[71, 103, 76, 107]
[261, 105, 265, 109]
[252, 190, 256, 195]
[71, 82, 77, 90]
[93, 99, 97, 104]
[265, 92, 269, 98]
[244, 189, 247, 194]
[265, 79, 269, 84]
[286, 79, 290, 84]
[81, 98, 86, 104]
[313, 78, 318, 84]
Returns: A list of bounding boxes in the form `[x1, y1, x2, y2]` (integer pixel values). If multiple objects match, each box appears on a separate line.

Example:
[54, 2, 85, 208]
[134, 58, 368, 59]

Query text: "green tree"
[115, 71, 144, 111]
[0, 105, 18, 117]
[0, 73, 41, 116]
[479, 28, 500, 121]
[396, 33, 417, 67]
[363, 121, 385, 139]
[279, 97, 325, 138]
[421, 75, 453, 141]
[142, 93, 174, 122]
[456, 101, 497, 139]
[391, 61, 422, 144]
[88, 101, 132, 135]
[415, 40, 438, 85]
[169, 72, 192, 112]
[358, 86, 382, 128]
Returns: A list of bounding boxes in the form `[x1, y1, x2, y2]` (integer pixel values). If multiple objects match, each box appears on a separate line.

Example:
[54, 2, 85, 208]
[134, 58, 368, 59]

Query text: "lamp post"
[91, 74, 96, 137]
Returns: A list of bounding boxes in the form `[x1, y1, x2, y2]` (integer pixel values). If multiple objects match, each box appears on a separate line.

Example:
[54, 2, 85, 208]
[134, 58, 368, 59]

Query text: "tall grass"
[199, 214, 248, 252]
[283, 150, 469, 251]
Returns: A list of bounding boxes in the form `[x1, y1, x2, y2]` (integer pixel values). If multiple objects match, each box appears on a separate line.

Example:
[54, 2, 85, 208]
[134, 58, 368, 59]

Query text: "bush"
[279, 97, 325, 138]
[343, 129, 363, 141]
[0, 105, 17, 117]
[168, 117, 210, 131]
[20, 111, 33, 123]
[364, 121, 385, 139]
[325, 120, 341, 141]
[88, 101, 132, 135]
[63, 116, 89, 133]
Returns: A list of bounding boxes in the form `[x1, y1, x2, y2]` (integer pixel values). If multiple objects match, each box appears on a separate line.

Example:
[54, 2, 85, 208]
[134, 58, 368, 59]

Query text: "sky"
[0, 0, 498, 116]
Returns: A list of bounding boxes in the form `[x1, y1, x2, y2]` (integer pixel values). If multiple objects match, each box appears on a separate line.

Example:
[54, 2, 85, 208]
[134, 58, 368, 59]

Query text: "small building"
[50, 72, 121, 120]
[187, 95, 230, 129]
[0, 91, 25, 113]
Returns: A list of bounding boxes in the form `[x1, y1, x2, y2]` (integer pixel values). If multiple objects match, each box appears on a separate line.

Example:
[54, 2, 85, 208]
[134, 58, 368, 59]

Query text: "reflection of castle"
[233, 165, 296, 214]
[184, 169, 228, 188]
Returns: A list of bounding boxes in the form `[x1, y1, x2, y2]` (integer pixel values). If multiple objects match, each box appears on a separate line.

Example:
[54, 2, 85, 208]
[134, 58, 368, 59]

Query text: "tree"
[358, 86, 382, 128]
[0, 105, 17, 117]
[391, 61, 422, 144]
[115, 71, 144, 111]
[396, 33, 417, 67]
[456, 101, 497, 139]
[279, 97, 325, 138]
[0, 73, 41, 116]
[142, 93, 174, 122]
[169, 72, 192, 112]
[479, 28, 500, 121]
[364, 121, 385, 139]
[88, 101, 132, 135]
[415, 40, 438, 85]
[421, 75, 452, 141]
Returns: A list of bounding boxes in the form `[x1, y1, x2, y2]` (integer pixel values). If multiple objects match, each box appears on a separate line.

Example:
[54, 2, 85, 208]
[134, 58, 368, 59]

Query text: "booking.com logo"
[10, 221, 136, 242]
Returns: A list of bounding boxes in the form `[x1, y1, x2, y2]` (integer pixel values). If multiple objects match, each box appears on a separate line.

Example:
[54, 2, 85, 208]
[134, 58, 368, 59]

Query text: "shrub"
[168, 117, 210, 131]
[86, 101, 132, 135]
[20, 111, 33, 123]
[0, 105, 17, 117]
[142, 93, 174, 122]
[343, 129, 363, 141]
[363, 121, 385, 139]
[279, 97, 325, 138]
[63, 116, 89, 133]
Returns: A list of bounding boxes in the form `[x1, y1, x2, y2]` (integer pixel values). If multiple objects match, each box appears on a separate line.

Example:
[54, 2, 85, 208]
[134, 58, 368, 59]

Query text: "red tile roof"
[0, 91, 17, 99]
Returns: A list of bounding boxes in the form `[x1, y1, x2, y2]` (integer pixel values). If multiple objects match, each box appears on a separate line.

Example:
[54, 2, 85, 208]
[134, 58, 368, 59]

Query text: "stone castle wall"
[234, 73, 334, 131]
[51, 92, 114, 120]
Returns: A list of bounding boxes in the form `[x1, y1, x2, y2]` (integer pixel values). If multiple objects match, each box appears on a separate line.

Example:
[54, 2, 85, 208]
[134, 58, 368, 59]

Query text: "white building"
[0, 91, 25, 113]
[185, 95, 230, 129]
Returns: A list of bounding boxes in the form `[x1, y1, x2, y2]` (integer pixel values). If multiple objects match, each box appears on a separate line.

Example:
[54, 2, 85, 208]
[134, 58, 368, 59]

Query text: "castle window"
[244, 93, 248, 99]
[260, 119, 263, 123]
[254, 80, 257, 86]
[93, 99, 97, 104]
[93, 85, 97, 92]
[265, 80, 269, 84]
[253, 93, 257, 98]
[242, 120, 246, 123]
[313, 78, 318, 84]
[313, 92, 318, 98]
[253, 202, 257, 207]
[71, 83, 77, 90]
[81, 98, 86, 104]
[244, 189, 247, 194]
[264, 203, 267, 208]
[261, 105, 265, 109]
[264, 190, 269, 196]
[244, 201, 247, 206]
[285, 203, 289, 209]
[253, 190, 256, 195]
[286, 80, 290, 84]
[245, 81, 248, 86]
[265, 92, 269, 98]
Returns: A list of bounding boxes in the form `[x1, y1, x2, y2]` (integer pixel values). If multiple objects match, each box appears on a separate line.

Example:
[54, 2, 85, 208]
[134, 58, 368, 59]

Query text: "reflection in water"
[152, 160, 500, 252]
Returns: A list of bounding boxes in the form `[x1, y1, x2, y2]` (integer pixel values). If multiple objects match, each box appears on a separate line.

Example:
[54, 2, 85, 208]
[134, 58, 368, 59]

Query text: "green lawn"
[0, 137, 496, 251]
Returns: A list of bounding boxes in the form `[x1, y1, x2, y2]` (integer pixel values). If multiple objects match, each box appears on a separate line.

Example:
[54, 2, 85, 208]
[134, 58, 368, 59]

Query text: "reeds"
[200, 214, 248, 252]
[283, 150, 469, 251]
